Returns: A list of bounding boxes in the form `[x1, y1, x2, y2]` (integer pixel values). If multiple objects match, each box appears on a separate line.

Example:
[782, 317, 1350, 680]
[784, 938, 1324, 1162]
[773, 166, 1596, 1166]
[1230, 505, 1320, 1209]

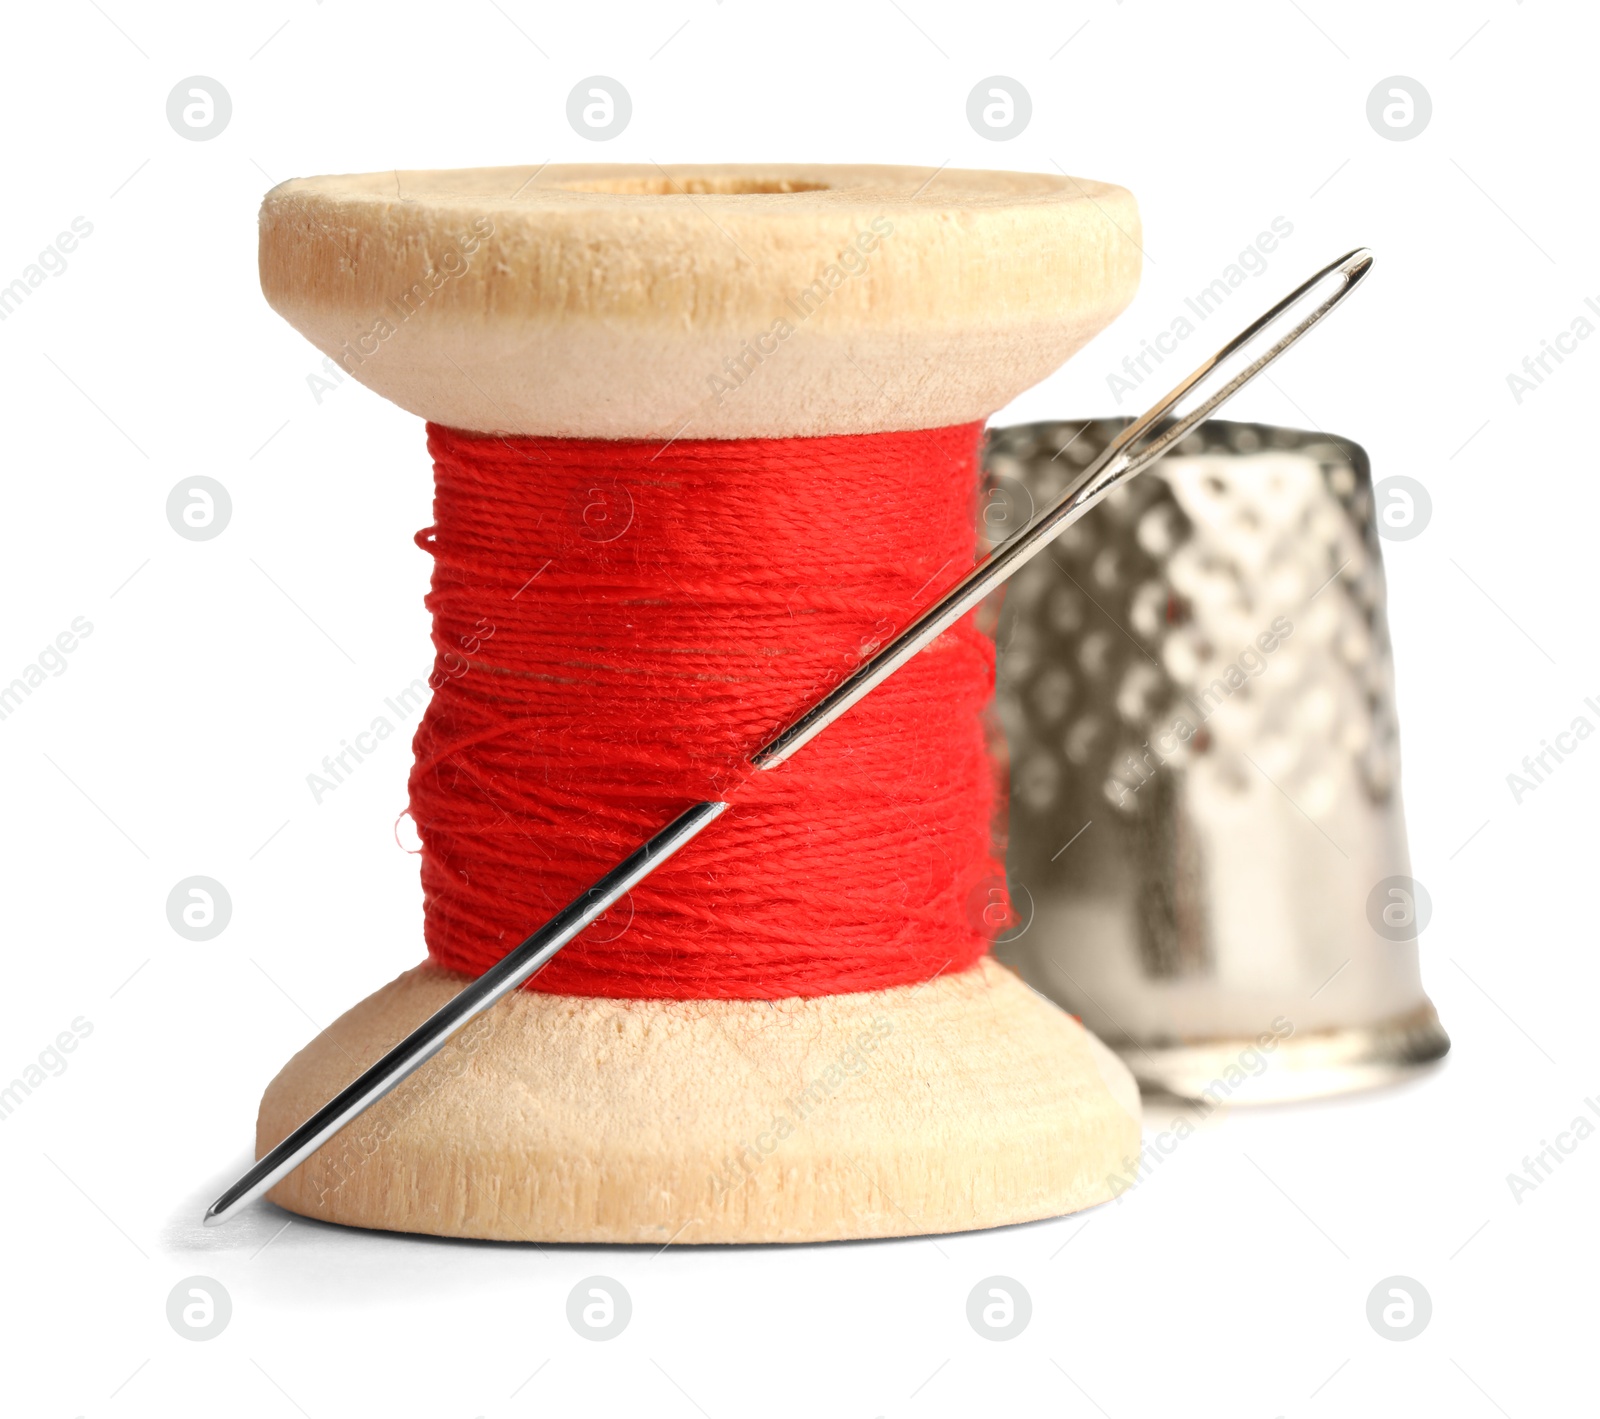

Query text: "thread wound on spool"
[410, 422, 1005, 1000]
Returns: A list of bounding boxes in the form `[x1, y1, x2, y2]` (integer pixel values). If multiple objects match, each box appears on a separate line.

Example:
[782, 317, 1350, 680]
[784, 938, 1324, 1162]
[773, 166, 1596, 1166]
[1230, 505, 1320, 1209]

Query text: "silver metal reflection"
[987, 418, 1448, 1102]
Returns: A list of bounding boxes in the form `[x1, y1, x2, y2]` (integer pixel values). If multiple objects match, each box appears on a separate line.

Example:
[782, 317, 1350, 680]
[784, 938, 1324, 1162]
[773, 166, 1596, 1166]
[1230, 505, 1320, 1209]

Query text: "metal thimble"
[983, 419, 1449, 1103]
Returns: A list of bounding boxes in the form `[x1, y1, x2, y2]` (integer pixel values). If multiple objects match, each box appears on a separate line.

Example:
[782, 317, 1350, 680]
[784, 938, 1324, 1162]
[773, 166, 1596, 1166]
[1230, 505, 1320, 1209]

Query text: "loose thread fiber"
[409, 420, 1008, 1000]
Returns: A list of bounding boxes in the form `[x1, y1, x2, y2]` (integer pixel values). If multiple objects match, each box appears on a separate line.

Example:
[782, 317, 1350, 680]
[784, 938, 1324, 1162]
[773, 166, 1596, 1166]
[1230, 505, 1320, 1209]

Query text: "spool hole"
[555, 176, 832, 195]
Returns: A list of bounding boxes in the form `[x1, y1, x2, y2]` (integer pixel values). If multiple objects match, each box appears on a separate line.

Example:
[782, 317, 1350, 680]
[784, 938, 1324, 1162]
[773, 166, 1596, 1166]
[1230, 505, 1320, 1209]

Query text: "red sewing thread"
[409, 421, 1006, 1000]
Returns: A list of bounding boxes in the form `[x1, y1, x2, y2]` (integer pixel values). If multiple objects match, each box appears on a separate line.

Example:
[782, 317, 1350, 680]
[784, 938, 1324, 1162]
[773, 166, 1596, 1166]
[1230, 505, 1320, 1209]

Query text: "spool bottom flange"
[255, 956, 1140, 1243]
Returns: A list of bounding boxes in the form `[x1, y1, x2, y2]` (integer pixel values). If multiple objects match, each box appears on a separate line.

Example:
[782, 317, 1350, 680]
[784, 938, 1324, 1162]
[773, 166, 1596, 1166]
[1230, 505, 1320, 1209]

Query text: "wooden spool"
[255, 163, 1145, 1242]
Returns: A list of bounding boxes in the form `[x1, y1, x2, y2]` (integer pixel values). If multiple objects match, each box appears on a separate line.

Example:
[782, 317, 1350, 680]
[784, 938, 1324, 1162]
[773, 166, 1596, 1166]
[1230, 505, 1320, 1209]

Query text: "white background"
[2, 1, 1595, 1415]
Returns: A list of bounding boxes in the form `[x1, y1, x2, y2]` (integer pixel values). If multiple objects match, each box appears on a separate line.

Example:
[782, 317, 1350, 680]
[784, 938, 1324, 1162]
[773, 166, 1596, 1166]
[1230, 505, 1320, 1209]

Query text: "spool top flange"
[259, 163, 1141, 440]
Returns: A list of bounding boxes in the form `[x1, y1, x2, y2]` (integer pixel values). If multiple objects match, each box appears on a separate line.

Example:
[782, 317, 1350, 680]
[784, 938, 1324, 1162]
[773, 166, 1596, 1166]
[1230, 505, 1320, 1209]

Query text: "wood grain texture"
[259, 163, 1142, 439]
[257, 957, 1141, 1242]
